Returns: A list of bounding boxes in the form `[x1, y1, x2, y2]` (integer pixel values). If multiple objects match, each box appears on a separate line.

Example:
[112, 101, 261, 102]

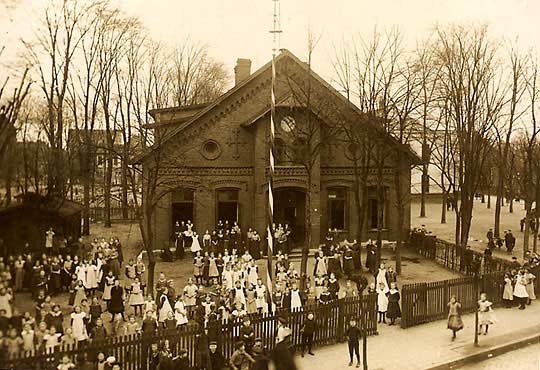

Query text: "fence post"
[474, 274, 480, 347]
[337, 298, 345, 341]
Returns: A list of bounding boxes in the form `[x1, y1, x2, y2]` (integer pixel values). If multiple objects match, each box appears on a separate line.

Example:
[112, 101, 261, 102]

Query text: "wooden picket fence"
[410, 231, 514, 274]
[400, 271, 506, 328]
[6, 295, 377, 370]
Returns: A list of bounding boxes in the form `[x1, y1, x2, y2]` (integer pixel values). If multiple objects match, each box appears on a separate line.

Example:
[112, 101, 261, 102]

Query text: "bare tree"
[433, 26, 505, 247]
[23, 0, 98, 197]
[493, 47, 529, 238]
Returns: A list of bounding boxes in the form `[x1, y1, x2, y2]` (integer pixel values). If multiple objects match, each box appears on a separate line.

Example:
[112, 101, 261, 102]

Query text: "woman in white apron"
[158, 289, 173, 323]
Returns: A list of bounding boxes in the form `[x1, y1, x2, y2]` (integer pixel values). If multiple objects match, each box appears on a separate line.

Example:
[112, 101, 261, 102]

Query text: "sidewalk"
[294, 300, 540, 370]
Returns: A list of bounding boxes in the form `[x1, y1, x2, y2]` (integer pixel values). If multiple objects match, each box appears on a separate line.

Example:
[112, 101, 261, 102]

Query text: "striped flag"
[266, 53, 277, 311]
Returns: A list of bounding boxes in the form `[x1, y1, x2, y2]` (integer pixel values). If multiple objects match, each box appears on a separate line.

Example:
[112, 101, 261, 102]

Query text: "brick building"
[139, 49, 420, 250]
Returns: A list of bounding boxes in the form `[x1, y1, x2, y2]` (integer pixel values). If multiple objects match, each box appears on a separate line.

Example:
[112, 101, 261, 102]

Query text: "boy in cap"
[209, 341, 226, 370]
[252, 338, 270, 370]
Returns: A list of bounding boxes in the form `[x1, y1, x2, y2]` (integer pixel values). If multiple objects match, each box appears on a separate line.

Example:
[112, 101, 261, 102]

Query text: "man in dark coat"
[239, 317, 255, 354]
[252, 338, 270, 370]
[195, 328, 211, 370]
[272, 332, 297, 370]
[209, 341, 226, 370]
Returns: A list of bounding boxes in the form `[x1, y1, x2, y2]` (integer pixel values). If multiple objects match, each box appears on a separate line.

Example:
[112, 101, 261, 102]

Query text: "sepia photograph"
[1, 0, 540, 369]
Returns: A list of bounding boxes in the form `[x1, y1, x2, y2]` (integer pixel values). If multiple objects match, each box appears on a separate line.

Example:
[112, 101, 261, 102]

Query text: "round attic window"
[201, 140, 221, 160]
[280, 115, 296, 133]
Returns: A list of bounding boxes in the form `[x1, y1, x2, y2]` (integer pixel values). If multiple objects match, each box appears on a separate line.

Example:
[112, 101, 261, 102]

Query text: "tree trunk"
[300, 172, 312, 290]
[487, 190, 491, 209]
[460, 197, 473, 247]
[3, 152, 13, 207]
[140, 211, 156, 297]
[494, 186, 502, 239]
[420, 168, 427, 218]
[83, 172, 91, 236]
[104, 155, 113, 228]
[523, 200, 531, 256]
[509, 198, 513, 213]
[393, 155, 405, 275]
[441, 192, 447, 224]
[121, 146, 129, 219]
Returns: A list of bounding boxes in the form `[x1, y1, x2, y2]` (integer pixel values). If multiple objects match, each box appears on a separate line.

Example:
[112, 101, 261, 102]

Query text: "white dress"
[46, 230, 55, 248]
[85, 264, 98, 289]
[315, 256, 327, 276]
[233, 287, 246, 307]
[376, 269, 389, 291]
[71, 312, 88, 341]
[291, 289, 302, 310]
[247, 266, 259, 287]
[190, 235, 202, 253]
[0, 293, 13, 317]
[526, 273, 536, 300]
[514, 276, 529, 298]
[223, 270, 234, 290]
[76, 265, 87, 286]
[158, 295, 173, 322]
[174, 301, 188, 325]
[255, 285, 267, 309]
[377, 287, 389, 312]
[129, 282, 145, 306]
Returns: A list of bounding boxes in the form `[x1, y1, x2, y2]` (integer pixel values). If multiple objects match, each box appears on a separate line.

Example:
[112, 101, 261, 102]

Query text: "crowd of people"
[0, 220, 386, 370]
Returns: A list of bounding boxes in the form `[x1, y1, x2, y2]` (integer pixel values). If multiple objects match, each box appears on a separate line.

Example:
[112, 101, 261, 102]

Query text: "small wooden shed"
[0, 193, 82, 256]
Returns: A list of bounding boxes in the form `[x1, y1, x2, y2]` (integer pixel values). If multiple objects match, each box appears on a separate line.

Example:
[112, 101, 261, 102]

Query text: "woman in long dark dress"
[342, 247, 354, 278]
[109, 279, 125, 321]
[386, 282, 401, 326]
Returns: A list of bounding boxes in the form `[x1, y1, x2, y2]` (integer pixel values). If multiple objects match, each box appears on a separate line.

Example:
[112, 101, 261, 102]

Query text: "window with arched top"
[171, 188, 195, 236]
[216, 188, 239, 225]
[327, 187, 347, 230]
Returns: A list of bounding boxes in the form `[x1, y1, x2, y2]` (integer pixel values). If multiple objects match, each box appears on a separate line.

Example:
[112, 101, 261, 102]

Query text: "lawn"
[410, 196, 529, 261]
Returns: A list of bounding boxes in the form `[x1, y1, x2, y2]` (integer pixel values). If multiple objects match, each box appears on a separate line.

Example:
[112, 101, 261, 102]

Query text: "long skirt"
[447, 315, 463, 331]
[387, 301, 401, 319]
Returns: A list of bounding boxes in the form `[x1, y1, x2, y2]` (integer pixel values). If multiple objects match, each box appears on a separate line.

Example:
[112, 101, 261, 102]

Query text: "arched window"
[217, 189, 239, 225]
[171, 188, 195, 232]
[327, 187, 347, 230]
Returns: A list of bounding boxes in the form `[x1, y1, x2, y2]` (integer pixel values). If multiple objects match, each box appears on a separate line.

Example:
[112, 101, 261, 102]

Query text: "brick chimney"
[234, 58, 252, 85]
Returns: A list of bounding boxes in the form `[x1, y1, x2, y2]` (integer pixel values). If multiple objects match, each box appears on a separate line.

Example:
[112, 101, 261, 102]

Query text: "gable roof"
[135, 49, 421, 165]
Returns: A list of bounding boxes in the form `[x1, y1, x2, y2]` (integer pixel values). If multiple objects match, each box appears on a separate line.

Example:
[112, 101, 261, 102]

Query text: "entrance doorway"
[171, 188, 194, 232]
[273, 187, 306, 246]
[216, 189, 239, 225]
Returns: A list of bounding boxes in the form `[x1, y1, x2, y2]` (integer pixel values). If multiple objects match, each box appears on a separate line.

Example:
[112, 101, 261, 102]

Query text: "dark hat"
[254, 337, 263, 342]
[278, 317, 287, 325]
[178, 349, 188, 355]
[209, 341, 218, 345]
[235, 341, 245, 349]
[242, 316, 251, 322]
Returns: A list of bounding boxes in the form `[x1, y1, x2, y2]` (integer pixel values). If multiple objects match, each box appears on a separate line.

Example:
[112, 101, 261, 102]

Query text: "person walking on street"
[346, 318, 361, 368]
[478, 293, 495, 335]
[447, 295, 463, 340]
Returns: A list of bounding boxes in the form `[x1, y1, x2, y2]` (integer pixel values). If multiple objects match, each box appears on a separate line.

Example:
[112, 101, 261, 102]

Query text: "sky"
[2, 0, 540, 86]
